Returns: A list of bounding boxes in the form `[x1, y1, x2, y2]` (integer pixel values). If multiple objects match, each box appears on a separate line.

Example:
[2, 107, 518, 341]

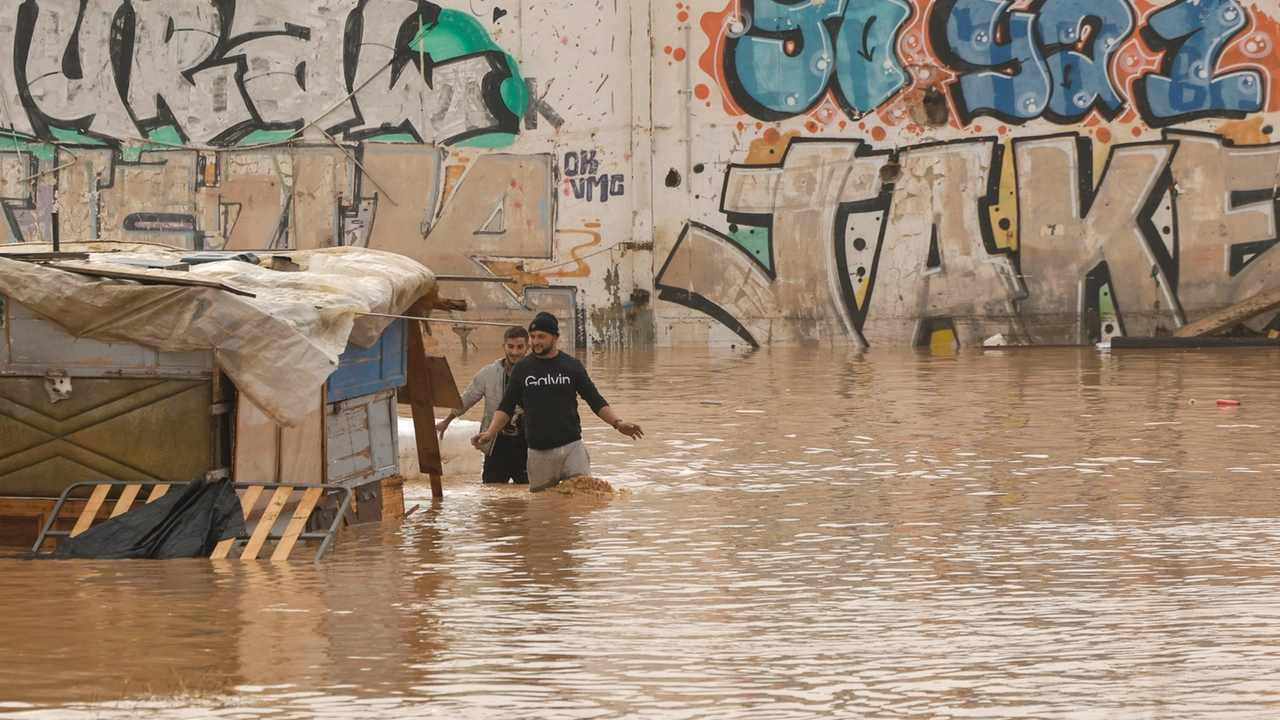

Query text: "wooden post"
[406, 315, 445, 499]
[1173, 284, 1280, 338]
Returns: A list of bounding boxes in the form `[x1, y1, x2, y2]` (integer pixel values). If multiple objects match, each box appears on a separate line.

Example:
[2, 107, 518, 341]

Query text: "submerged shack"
[0, 243, 455, 549]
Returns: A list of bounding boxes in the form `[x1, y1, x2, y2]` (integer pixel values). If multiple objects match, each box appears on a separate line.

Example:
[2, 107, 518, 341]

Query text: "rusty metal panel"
[1, 299, 213, 378]
[326, 390, 399, 488]
[0, 377, 213, 498]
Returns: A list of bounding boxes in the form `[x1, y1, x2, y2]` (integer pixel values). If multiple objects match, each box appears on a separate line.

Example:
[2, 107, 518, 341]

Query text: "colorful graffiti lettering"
[702, 0, 1275, 127]
[0, 0, 527, 147]
[1135, 0, 1265, 125]
[723, 0, 912, 119]
[0, 1, 557, 317]
[657, 132, 1280, 347]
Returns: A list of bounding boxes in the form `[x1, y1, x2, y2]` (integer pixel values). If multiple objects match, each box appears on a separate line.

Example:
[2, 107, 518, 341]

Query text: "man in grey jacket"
[436, 326, 530, 484]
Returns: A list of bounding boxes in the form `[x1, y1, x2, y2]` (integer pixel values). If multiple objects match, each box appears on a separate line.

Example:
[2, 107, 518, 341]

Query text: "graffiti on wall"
[698, 0, 1277, 128]
[656, 130, 1280, 348]
[562, 151, 625, 203]
[0, 142, 554, 307]
[0, 0, 526, 147]
[0, 1, 576, 315]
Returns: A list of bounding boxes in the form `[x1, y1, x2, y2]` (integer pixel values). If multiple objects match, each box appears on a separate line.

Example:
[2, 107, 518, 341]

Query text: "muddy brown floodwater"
[5, 347, 1280, 718]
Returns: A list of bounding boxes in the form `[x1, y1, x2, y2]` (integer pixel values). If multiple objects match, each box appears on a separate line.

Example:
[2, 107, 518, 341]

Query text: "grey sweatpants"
[527, 440, 591, 492]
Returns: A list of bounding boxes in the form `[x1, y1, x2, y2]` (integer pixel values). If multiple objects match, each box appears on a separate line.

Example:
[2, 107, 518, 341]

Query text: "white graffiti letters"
[658, 133, 1280, 347]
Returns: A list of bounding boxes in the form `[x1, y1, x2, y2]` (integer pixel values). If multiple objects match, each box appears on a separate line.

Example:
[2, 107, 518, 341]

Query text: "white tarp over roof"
[0, 244, 436, 427]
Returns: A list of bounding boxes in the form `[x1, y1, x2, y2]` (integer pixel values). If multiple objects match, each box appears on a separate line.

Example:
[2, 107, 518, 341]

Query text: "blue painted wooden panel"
[326, 319, 407, 403]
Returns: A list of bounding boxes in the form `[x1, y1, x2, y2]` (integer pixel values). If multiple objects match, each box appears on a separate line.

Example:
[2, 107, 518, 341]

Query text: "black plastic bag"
[48, 478, 246, 559]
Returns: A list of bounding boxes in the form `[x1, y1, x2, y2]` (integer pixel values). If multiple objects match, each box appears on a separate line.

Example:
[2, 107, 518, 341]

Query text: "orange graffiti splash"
[745, 129, 800, 164]
[806, 96, 843, 127]
[480, 226, 603, 295]
[698, 0, 746, 116]
[441, 164, 467, 206]
[1226, 3, 1280, 113]
[1110, 0, 1164, 126]
[479, 261, 545, 296]
[1217, 116, 1272, 144]
[550, 228, 603, 278]
[875, 1, 960, 130]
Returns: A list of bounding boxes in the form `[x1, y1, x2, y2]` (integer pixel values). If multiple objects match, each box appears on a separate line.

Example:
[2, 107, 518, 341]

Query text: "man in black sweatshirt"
[471, 312, 643, 491]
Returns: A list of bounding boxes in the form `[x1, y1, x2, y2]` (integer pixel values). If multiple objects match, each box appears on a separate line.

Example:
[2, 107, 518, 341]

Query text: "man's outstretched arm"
[596, 405, 643, 440]
[471, 410, 512, 449]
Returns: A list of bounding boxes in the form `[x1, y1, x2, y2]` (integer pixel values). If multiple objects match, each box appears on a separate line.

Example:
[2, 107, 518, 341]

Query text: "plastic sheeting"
[0, 244, 436, 426]
[45, 479, 245, 560]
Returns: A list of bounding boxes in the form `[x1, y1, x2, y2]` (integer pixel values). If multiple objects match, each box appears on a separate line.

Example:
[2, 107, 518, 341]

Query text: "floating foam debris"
[546, 476, 630, 498]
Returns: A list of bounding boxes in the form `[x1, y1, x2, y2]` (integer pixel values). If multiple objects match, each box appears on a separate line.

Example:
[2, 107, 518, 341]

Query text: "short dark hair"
[503, 326, 530, 342]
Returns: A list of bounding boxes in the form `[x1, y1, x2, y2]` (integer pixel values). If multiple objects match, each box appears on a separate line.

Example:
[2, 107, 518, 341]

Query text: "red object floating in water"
[1217, 399, 1241, 406]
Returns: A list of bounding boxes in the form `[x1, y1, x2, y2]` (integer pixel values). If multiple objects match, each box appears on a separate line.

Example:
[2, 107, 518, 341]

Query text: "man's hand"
[615, 421, 644, 440]
[471, 429, 496, 449]
[435, 416, 453, 438]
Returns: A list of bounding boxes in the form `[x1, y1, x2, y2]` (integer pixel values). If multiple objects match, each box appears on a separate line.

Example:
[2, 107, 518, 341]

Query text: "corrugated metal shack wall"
[0, 300, 214, 498]
[2, 1, 1280, 349]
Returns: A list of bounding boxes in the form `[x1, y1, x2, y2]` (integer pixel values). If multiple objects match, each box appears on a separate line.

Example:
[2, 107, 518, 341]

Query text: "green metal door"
[0, 377, 213, 498]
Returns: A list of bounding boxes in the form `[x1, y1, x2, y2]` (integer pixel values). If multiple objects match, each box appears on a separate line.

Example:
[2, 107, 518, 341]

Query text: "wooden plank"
[3, 251, 91, 261]
[0, 497, 57, 518]
[1112, 336, 1280, 349]
[240, 486, 292, 560]
[70, 485, 111, 538]
[278, 392, 325, 485]
[406, 318, 444, 498]
[146, 484, 171, 503]
[434, 297, 467, 311]
[48, 262, 256, 297]
[109, 484, 142, 518]
[211, 485, 264, 560]
[1173, 284, 1280, 338]
[382, 476, 406, 520]
[434, 275, 514, 283]
[270, 487, 324, 561]
[235, 396, 281, 484]
[423, 355, 463, 409]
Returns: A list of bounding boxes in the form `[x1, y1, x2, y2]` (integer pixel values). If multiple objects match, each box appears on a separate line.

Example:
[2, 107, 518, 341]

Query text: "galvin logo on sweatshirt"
[526, 373, 572, 387]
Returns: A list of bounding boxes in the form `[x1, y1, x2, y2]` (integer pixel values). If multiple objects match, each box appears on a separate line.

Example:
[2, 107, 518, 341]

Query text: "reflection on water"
[5, 348, 1280, 718]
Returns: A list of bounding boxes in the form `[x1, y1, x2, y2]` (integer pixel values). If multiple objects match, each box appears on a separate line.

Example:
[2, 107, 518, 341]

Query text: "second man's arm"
[471, 410, 512, 449]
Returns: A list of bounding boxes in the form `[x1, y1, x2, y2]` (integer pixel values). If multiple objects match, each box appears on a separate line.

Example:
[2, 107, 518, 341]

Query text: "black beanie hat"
[529, 311, 560, 336]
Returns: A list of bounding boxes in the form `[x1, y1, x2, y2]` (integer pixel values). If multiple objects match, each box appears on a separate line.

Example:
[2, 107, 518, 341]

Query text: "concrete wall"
[1, 0, 1278, 349]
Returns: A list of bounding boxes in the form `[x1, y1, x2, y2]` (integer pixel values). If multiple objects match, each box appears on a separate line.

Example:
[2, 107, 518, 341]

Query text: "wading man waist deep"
[437, 326, 530, 485]
[471, 312, 643, 492]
